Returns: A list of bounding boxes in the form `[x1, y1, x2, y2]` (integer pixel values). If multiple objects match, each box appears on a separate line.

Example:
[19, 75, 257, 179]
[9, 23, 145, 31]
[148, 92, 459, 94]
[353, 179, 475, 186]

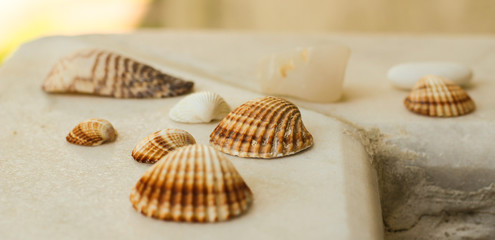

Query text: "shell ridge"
[218, 105, 254, 151]
[272, 106, 298, 156]
[157, 152, 177, 219]
[220, 157, 240, 216]
[245, 98, 281, 156]
[193, 145, 206, 222]
[146, 158, 168, 217]
[110, 54, 121, 97]
[98, 52, 111, 95]
[258, 100, 291, 157]
[282, 109, 299, 154]
[161, 151, 181, 220]
[262, 102, 290, 156]
[182, 148, 196, 221]
[211, 148, 228, 221]
[89, 51, 104, 93]
[295, 114, 308, 151]
[239, 100, 272, 155]
[230, 98, 277, 155]
[172, 149, 189, 221]
[204, 145, 217, 222]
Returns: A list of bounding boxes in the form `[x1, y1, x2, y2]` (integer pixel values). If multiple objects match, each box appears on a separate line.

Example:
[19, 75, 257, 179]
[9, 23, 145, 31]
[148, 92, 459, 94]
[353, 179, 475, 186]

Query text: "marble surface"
[1, 30, 494, 239]
[0, 32, 383, 239]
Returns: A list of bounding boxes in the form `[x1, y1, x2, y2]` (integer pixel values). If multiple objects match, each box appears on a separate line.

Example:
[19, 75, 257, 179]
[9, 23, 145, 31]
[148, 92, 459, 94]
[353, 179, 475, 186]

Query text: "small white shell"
[169, 91, 231, 123]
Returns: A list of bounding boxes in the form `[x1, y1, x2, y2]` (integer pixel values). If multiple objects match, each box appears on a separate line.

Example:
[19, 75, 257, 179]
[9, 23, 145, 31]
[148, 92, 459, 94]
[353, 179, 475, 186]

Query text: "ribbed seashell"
[130, 144, 253, 222]
[169, 91, 231, 123]
[42, 49, 194, 98]
[66, 118, 117, 146]
[131, 129, 196, 164]
[404, 75, 476, 117]
[210, 96, 313, 158]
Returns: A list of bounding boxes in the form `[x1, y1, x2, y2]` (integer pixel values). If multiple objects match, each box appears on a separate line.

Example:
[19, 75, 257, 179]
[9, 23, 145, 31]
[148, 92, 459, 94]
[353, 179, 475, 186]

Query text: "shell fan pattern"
[404, 75, 475, 117]
[169, 91, 231, 123]
[66, 118, 117, 146]
[210, 96, 313, 158]
[132, 129, 196, 164]
[130, 144, 253, 222]
[42, 49, 194, 98]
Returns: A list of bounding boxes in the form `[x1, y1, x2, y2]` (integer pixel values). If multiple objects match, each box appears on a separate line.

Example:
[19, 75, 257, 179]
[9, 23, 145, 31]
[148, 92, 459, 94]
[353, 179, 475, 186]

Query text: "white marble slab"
[0, 34, 383, 240]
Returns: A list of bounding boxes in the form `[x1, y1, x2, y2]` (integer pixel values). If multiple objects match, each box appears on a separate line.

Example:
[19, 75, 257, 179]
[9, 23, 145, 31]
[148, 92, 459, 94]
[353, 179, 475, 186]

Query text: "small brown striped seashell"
[130, 144, 253, 222]
[210, 96, 313, 158]
[131, 129, 196, 164]
[66, 118, 117, 146]
[42, 49, 194, 98]
[404, 75, 476, 117]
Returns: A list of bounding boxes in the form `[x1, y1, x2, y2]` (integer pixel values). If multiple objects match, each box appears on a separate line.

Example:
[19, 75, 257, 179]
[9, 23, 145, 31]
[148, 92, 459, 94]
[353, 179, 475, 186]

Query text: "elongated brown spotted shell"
[210, 96, 313, 158]
[66, 118, 117, 146]
[42, 49, 194, 98]
[130, 144, 253, 222]
[131, 129, 196, 164]
[404, 75, 475, 117]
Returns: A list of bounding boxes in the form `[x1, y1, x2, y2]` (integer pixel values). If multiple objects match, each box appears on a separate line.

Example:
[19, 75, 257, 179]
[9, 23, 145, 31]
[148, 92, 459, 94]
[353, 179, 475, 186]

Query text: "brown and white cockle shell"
[404, 75, 476, 117]
[131, 129, 196, 164]
[130, 144, 253, 222]
[66, 118, 117, 146]
[42, 49, 194, 98]
[210, 96, 313, 158]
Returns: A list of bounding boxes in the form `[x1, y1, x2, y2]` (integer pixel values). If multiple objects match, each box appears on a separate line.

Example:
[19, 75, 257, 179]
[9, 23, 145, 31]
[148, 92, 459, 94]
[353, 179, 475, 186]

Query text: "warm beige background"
[142, 0, 495, 33]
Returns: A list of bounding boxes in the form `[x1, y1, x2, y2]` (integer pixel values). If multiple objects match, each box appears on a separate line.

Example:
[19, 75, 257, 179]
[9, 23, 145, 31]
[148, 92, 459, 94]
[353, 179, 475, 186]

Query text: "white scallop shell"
[169, 91, 231, 123]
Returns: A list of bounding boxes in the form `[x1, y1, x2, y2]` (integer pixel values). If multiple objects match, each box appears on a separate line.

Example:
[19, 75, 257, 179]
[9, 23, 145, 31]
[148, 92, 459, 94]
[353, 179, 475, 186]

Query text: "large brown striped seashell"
[42, 49, 194, 98]
[404, 75, 475, 117]
[130, 144, 253, 222]
[66, 118, 117, 146]
[131, 129, 196, 164]
[210, 96, 313, 158]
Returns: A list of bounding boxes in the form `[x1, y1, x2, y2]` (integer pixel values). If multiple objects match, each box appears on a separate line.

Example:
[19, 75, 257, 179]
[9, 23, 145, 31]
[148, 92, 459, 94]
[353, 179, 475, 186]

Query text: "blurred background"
[1, 0, 495, 64]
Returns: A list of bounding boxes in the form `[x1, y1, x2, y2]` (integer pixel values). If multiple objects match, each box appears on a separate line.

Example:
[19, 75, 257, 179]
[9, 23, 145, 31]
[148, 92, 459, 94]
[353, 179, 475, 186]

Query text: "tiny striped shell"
[404, 75, 476, 117]
[66, 118, 117, 146]
[131, 129, 196, 164]
[42, 49, 194, 98]
[210, 96, 313, 158]
[169, 91, 231, 123]
[130, 144, 253, 222]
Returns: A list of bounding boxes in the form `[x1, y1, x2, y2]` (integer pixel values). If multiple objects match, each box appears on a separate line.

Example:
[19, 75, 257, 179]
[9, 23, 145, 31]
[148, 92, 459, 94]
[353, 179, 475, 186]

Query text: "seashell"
[404, 75, 476, 117]
[66, 118, 117, 146]
[131, 129, 196, 164]
[169, 91, 231, 123]
[42, 49, 194, 98]
[130, 144, 253, 222]
[210, 96, 313, 158]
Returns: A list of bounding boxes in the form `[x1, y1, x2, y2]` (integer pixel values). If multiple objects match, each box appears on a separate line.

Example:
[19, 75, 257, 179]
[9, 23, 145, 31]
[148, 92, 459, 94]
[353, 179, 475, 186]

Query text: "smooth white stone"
[387, 62, 472, 90]
[257, 44, 351, 102]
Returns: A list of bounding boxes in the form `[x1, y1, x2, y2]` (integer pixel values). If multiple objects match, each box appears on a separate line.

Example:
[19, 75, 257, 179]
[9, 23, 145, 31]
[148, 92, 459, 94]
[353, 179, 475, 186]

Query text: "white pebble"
[387, 62, 472, 90]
